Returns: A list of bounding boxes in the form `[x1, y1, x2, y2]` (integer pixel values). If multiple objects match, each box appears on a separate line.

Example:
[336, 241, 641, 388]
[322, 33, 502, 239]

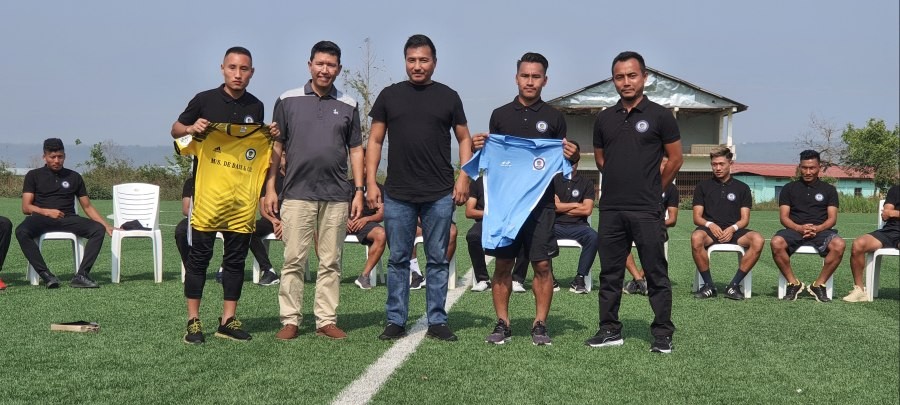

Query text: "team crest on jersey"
[635, 120, 649, 133]
[533, 157, 546, 170]
[61, 181, 70, 189]
[244, 115, 254, 123]
[245, 148, 257, 161]
[815, 193, 824, 201]
[571, 189, 580, 198]
[536, 121, 548, 133]
[727, 193, 736, 201]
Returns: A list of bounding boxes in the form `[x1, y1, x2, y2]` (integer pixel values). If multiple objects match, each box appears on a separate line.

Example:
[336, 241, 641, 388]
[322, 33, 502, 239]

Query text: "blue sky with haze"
[2, 0, 897, 148]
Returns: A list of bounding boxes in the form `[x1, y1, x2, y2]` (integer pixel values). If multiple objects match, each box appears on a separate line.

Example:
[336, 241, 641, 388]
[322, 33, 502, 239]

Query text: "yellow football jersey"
[175, 123, 273, 233]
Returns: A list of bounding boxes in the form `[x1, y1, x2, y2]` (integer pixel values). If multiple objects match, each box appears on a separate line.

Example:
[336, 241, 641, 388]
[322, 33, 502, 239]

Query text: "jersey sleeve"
[174, 135, 199, 157]
[369, 88, 388, 123]
[582, 178, 596, 200]
[692, 182, 705, 207]
[461, 150, 482, 179]
[74, 172, 88, 198]
[740, 183, 753, 209]
[664, 184, 679, 207]
[778, 182, 793, 206]
[555, 111, 568, 140]
[450, 90, 467, 127]
[272, 97, 287, 144]
[658, 111, 681, 144]
[182, 178, 194, 198]
[177, 93, 203, 126]
[22, 170, 36, 194]
[827, 184, 839, 207]
[888, 185, 900, 206]
[348, 105, 363, 148]
[592, 115, 605, 149]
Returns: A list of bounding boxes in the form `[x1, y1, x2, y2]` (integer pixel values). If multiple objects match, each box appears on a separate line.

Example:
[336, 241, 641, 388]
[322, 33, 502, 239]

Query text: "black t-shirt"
[182, 177, 194, 198]
[692, 177, 752, 227]
[369, 81, 467, 202]
[468, 177, 485, 222]
[23, 166, 87, 216]
[883, 185, 899, 232]
[593, 97, 680, 212]
[553, 172, 595, 225]
[489, 97, 567, 209]
[779, 179, 839, 225]
[663, 183, 679, 209]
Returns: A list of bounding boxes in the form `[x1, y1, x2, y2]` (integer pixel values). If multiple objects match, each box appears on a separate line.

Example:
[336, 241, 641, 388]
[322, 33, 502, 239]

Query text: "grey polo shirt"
[273, 81, 362, 201]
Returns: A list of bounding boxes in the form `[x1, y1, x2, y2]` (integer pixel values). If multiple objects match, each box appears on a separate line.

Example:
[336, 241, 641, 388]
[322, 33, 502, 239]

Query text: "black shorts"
[696, 226, 750, 247]
[486, 207, 558, 261]
[774, 228, 839, 257]
[870, 228, 900, 250]
[349, 222, 382, 246]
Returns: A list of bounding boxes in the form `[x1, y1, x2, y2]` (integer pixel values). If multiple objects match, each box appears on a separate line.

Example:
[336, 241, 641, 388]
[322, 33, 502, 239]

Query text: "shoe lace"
[532, 322, 547, 336]
[187, 320, 202, 334]
[493, 320, 508, 334]
[225, 318, 243, 330]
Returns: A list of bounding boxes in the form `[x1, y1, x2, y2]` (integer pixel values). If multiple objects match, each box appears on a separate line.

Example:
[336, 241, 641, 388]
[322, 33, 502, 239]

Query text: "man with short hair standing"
[587, 51, 683, 354]
[690, 146, 765, 300]
[366, 34, 473, 341]
[771, 149, 845, 302]
[264, 41, 364, 340]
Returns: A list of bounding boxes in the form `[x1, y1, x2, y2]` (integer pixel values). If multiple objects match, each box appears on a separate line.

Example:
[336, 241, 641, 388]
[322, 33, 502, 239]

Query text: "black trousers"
[183, 229, 250, 301]
[175, 217, 276, 273]
[597, 210, 675, 337]
[466, 221, 528, 283]
[0, 216, 12, 270]
[15, 215, 105, 276]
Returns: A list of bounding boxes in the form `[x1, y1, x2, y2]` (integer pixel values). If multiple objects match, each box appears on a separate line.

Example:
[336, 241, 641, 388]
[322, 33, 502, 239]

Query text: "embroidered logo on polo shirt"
[815, 193, 824, 201]
[635, 120, 649, 133]
[500, 160, 512, 168]
[61, 181, 70, 189]
[727, 193, 736, 201]
[245, 149, 257, 161]
[533, 157, 546, 170]
[244, 115, 254, 123]
[571, 189, 580, 198]
[333, 109, 339, 115]
[536, 121, 548, 133]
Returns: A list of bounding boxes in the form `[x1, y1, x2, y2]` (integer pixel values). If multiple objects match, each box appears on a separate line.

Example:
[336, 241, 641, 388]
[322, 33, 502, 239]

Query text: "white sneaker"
[842, 285, 871, 302]
[512, 280, 526, 293]
[471, 280, 491, 292]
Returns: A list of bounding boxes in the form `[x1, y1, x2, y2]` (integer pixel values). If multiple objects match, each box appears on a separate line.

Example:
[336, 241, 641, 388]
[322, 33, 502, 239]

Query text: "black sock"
[699, 269, 713, 285]
[730, 269, 747, 285]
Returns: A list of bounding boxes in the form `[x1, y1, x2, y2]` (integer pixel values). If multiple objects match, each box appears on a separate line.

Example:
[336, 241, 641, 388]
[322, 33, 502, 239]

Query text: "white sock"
[409, 258, 421, 275]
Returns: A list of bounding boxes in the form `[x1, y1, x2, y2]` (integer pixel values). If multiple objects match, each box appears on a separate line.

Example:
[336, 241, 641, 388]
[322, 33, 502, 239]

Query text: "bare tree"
[796, 114, 845, 172]
[342, 38, 388, 144]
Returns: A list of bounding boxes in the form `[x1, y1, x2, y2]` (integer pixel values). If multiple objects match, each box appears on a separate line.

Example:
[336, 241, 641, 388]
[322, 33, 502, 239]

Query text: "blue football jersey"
[462, 134, 571, 249]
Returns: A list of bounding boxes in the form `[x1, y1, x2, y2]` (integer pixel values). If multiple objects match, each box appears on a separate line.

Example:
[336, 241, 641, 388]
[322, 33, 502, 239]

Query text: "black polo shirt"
[885, 185, 899, 232]
[779, 179, 839, 225]
[693, 176, 752, 227]
[663, 183, 679, 208]
[593, 96, 680, 212]
[274, 81, 362, 201]
[489, 97, 567, 209]
[177, 84, 265, 126]
[553, 172, 595, 225]
[22, 166, 87, 216]
[469, 177, 485, 222]
[370, 81, 467, 203]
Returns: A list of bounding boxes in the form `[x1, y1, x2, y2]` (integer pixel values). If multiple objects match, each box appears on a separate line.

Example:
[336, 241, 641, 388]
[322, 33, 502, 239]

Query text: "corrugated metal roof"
[731, 162, 873, 179]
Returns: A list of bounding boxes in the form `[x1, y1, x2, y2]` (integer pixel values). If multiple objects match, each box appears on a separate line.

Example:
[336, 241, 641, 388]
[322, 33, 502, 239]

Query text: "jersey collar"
[513, 97, 545, 111]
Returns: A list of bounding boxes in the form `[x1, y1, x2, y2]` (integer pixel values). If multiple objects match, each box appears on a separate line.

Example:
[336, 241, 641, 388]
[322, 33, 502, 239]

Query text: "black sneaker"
[214, 317, 252, 341]
[623, 279, 639, 294]
[378, 323, 407, 340]
[531, 321, 552, 346]
[552, 280, 561, 292]
[693, 284, 717, 299]
[651, 335, 673, 354]
[426, 323, 458, 341]
[585, 329, 624, 348]
[724, 283, 745, 300]
[807, 283, 831, 303]
[782, 282, 806, 301]
[39, 271, 60, 289]
[410, 273, 425, 290]
[183, 318, 204, 344]
[569, 275, 587, 294]
[637, 279, 648, 295]
[258, 269, 280, 286]
[485, 319, 511, 345]
[70, 274, 99, 289]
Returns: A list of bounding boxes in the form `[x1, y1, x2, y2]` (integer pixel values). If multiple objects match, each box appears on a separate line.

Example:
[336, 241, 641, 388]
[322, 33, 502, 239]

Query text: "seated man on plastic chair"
[15, 138, 113, 289]
[348, 182, 387, 290]
[465, 177, 529, 292]
[690, 146, 764, 300]
[410, 221, 457, 290]
[771, 149, 845, 302]
[552, 141, 598, 294]
[623, 156, 678, 296]
[842, 184, 899, 302]
[0, 215, 11, 290]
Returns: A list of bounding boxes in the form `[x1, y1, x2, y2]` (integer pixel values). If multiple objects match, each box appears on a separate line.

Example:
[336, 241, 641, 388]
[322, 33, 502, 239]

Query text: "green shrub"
[754, 194, 879, 214]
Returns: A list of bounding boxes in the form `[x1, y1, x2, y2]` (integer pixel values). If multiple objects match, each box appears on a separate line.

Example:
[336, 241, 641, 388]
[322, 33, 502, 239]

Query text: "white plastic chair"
[110, 183, 162, 283]
[864, 199, 900, 300]
[777, 245, 833, 299]
[252, 233, 280, 283]
[26, 199, 87, 285]
[343, 234, 383, 286]
[412, 235, 457, 289]
[696, 244, 752, 298]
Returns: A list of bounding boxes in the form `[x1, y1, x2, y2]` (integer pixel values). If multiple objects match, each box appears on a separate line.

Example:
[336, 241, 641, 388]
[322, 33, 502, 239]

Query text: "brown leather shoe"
[275, 324, 299, 340]
[315, 324, 347, 340]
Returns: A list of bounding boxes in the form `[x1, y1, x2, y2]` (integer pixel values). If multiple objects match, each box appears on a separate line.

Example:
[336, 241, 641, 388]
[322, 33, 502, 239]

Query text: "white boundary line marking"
[331, 257, 493, 405]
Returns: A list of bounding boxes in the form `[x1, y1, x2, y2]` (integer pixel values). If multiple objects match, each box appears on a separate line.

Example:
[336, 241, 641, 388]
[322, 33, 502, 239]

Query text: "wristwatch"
[354, 186, 366, 192]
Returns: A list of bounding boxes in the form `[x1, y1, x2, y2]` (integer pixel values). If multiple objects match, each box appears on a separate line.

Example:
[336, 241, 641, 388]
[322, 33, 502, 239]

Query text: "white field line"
[331, 257, 493, 405]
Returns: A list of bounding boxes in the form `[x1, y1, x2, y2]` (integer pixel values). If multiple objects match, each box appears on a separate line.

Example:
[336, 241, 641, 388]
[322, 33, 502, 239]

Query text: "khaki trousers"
[278, 199, 348, 328]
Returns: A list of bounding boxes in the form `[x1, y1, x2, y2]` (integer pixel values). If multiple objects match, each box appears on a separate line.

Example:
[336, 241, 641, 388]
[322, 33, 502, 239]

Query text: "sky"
[2, 0, 898, 149]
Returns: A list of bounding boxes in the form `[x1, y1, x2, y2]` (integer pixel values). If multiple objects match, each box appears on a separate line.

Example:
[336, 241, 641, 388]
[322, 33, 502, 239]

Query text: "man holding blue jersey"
[473, 52, 576, 346]
[586, 51, 683, 354]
